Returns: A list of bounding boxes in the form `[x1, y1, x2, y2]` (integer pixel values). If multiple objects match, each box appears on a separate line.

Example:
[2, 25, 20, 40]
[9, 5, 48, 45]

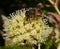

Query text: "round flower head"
[3, 9, 53, 46]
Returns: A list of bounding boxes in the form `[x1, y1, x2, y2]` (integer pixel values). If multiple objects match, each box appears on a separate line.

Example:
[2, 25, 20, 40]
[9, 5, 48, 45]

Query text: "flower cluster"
[3, 9, 52, 46]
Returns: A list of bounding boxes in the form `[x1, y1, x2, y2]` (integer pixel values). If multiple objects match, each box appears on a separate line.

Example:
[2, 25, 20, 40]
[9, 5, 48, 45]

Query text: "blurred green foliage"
[0, 45, 31, 49]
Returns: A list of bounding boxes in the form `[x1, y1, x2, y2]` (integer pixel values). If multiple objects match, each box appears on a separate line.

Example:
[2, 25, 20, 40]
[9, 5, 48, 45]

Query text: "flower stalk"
[38, 43, 41, 49]
[48, 0, 60, 15]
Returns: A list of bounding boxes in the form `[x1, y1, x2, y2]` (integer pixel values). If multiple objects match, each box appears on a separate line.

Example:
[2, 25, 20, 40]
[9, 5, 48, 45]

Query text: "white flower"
[3, 9, 53, 46]
[25, 23, 33, 31]
[30, 29, 37, 36]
